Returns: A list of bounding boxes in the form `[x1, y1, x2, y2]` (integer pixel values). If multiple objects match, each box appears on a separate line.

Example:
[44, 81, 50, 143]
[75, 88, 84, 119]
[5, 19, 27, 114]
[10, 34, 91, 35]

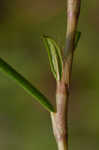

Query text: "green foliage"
[42, 35, 63, 81]
[0, 32, 81, 113]
[0, 58, 55, 112]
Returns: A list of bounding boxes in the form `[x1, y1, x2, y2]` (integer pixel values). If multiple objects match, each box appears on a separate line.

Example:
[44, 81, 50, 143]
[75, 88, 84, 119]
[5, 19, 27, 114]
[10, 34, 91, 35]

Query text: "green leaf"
[42, 35, 63, 81]
[0, 58, 55, 112]
[74, 31, 81, 50]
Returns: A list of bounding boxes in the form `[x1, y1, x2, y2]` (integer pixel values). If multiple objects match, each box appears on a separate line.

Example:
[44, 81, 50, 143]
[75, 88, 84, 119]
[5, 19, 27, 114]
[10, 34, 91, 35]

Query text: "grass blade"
[42, 35, 63, 81]
[0, 57, 55, 112]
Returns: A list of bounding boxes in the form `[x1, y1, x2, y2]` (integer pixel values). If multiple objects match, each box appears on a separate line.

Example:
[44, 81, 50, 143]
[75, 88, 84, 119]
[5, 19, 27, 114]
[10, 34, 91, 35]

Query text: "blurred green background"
[0, 0, 99, 150]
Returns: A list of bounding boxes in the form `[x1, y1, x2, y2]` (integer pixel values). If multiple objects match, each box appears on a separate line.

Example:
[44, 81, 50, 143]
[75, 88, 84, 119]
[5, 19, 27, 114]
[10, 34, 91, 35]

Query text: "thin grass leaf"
[74, 31, 81, 50]
[0, 58, 55, 112]
[42, 35, 63, 81]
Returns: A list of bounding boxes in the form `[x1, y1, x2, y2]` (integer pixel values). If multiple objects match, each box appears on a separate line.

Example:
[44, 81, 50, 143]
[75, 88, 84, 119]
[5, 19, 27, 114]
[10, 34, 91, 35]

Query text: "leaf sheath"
[74, 31, 81, 50]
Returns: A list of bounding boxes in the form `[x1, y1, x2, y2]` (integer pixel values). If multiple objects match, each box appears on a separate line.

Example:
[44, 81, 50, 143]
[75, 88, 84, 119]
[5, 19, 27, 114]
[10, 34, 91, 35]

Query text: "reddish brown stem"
[51, 69, 68, 150]
[51, 0, 81, 150]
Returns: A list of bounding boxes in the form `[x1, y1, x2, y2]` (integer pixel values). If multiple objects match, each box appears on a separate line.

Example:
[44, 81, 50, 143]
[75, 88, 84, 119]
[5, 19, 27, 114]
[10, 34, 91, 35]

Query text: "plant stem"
[51, 0, 81, 150]
[57, 139, 67, 150]
[51, 70, 68, 150]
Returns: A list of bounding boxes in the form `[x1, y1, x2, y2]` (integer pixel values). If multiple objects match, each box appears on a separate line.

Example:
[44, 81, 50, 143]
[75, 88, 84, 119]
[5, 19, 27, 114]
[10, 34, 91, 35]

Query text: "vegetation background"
[0, 0, 99, 149]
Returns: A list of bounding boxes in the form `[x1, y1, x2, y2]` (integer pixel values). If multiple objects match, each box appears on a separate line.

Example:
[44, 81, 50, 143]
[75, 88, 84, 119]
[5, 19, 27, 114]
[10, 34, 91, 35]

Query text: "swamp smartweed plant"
[0, 0, 81, 150]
